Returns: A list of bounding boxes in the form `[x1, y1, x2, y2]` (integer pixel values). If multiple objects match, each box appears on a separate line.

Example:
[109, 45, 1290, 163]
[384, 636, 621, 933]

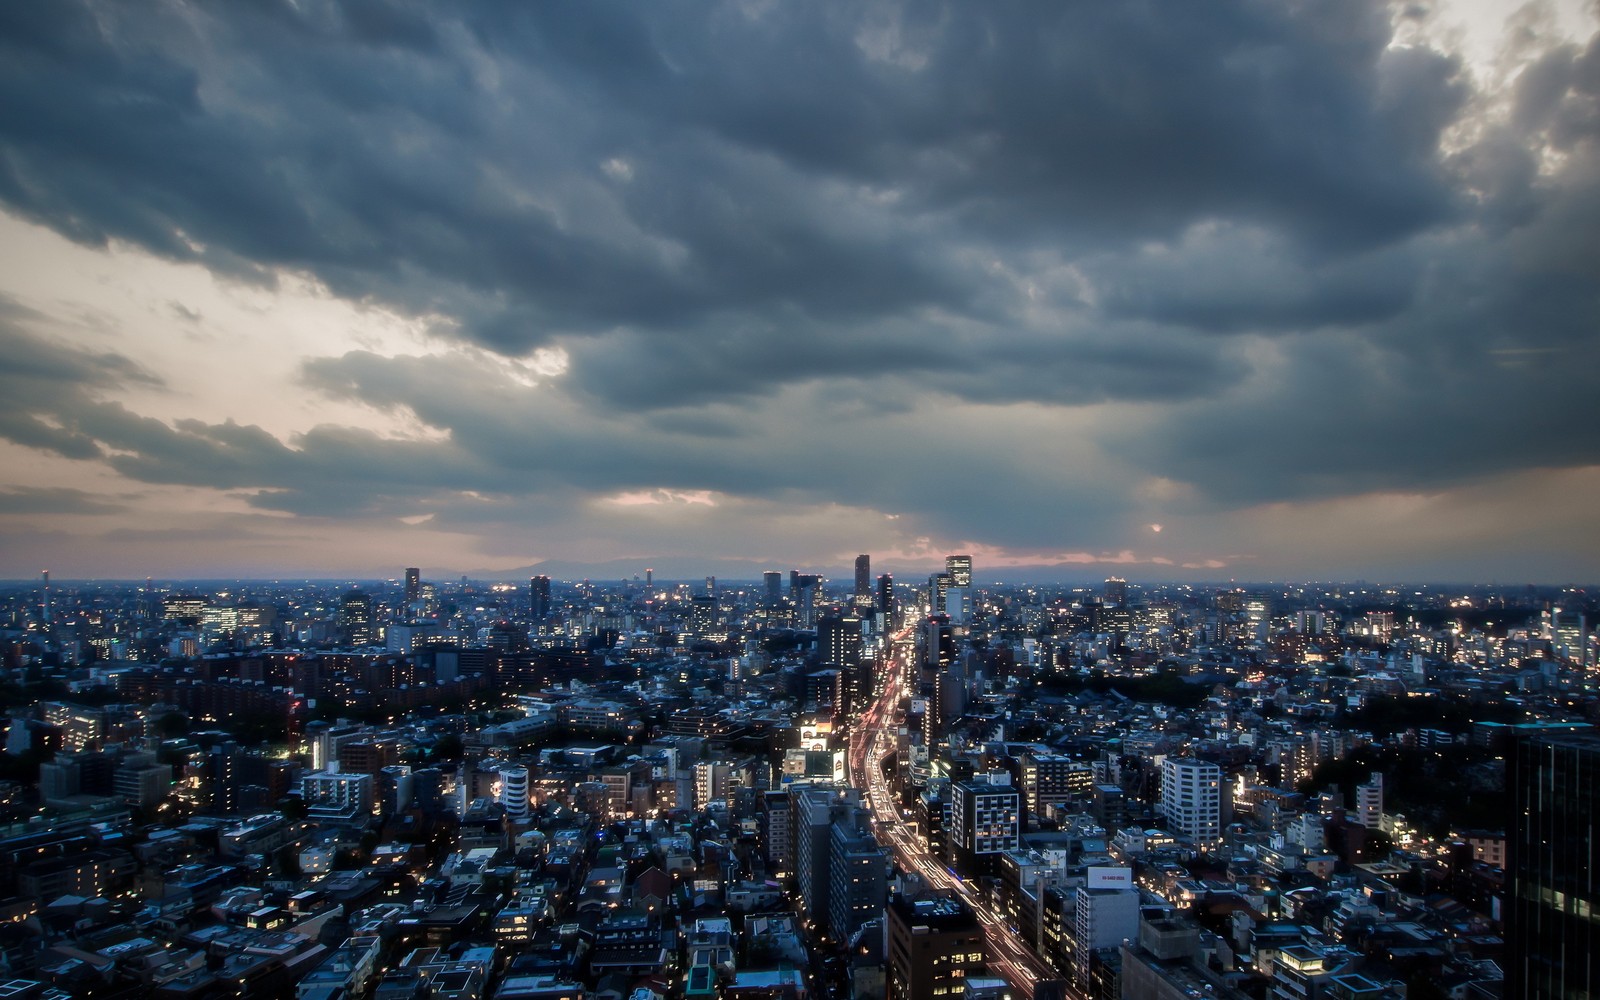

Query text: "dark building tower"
[819, 613, 866, 711]
[529, 575, 552, 619]
[1103, 576, 1127, 608]
[878, 573, 895, 625]
[1506, 730, 1600, 999]
[404, 567, 421, 606]
[819, 614, 864, 670]
[338, 590, 374, 647]
[887, 895, 985, 1000]
[763, 571, 783, 605]
[854, 554, 872, 607]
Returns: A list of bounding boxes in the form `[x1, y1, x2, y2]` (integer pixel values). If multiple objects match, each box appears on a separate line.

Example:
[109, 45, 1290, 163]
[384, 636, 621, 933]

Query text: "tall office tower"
[949, 772, 1021, 873]
[40, 570, 50, 627]
[939, 555, 973, 624]
[791, 573, 821, 628]
[946, 554, 972, 588]
[1506, 731, 1600, 998]
[1354, 772, 1383, 829]
[1103, 576, 1127, 608]
[886, 895, 985, 1000]
[404, 567, 421, 607]
[928, 572, 951, 615]
[706, 575, 716, 597]
[763, 571, 783, 605]
[924, 614, 955, 673]
[819, 614, 864, 669]
[338, 590, 375, 647]
[820, 613, 866, 711]
[853, 554, 873, 610]
[645, 568, 653, 593]
[529, 575, 552, 619]
[878, 573, 895, 625]
[1159, 757, 1223, 849]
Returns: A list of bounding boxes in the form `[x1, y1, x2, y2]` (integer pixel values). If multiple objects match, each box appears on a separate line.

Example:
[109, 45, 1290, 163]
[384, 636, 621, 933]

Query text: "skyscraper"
[1506, 730, 1600, 999]
[819, 613, 866, 712]
[404, 567, 421, 606]
[854, 554, 873, 610]
[763, 571, 783, 605]
[878, 573, 895, 626]
[946, 554, 972, 588]
[945, 554, 973, 625]
[529, 575, 551, 619]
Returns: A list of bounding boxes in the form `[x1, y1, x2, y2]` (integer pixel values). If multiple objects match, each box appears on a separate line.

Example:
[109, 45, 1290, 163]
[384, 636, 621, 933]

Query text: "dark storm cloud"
[0, 301, 162, 461]
[0, 1, 1464, 340]
[0, 487, 127, 516]
[0, 0, 1597, 542]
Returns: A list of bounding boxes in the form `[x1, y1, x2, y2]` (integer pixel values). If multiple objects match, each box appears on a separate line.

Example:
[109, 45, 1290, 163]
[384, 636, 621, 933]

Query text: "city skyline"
[1, 1, 1599, 583]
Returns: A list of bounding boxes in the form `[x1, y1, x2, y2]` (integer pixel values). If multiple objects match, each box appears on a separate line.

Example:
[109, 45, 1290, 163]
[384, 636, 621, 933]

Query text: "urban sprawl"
[0, 559, 1594, 1000]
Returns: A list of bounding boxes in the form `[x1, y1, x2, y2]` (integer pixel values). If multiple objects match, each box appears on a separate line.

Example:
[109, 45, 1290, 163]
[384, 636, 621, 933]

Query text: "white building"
[302, 764, 374, 825]
[498, 765, 531, 821]
[1355, 772, 1383, 829]
[1159, 757, 1222, 849]
[1072, 884, 1140, 985]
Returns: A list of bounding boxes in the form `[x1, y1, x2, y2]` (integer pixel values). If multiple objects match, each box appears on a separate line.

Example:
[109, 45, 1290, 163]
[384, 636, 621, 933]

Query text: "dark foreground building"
[1506, 730, 1600, 999]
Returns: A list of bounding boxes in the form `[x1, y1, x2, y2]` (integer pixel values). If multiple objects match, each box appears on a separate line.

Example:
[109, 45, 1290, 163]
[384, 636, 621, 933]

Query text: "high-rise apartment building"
[1354, 772, 1383, 829]
[404, 567, 421, 606]
[1159, 758, 1222, 849]
[828, 813, 889, 943]
[498, 765, 531, 821]
[1506, 730, 1600, 999]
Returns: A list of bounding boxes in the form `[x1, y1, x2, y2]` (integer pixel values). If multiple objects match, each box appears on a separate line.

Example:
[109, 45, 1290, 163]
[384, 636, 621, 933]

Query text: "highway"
[847, 624, 1061, 1000]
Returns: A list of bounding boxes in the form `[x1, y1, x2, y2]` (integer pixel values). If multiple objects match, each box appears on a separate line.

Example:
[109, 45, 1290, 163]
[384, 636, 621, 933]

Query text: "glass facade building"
[1506, 730, 1600, 999]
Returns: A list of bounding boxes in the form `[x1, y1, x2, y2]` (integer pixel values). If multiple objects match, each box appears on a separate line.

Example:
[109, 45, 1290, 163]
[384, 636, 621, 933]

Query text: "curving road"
[847, 626, 1062, 1000]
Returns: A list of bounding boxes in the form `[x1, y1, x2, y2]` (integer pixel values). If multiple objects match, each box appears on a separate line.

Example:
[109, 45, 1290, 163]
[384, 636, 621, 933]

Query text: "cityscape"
[2, 2, 1600, 999]
[0, 562, 1595, 999]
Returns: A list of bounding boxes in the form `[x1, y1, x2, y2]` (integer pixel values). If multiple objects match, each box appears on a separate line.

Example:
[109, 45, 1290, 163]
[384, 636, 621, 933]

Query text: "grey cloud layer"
[0, 0, 1597, 565]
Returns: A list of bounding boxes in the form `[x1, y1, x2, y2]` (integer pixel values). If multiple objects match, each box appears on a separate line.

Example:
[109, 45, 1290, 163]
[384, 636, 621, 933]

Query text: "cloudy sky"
[1, 0, 1597, 584]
